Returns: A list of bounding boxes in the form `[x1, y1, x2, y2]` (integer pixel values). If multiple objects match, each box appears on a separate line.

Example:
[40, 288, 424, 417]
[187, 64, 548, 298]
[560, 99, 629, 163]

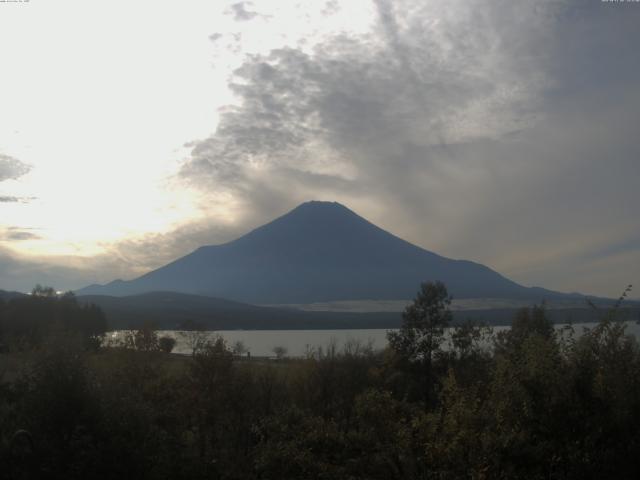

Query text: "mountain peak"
[285, 200, 357, 219]
[294, 200, 348, 209]
[233, 200, 379, 249]
[76, 201, 572, 303]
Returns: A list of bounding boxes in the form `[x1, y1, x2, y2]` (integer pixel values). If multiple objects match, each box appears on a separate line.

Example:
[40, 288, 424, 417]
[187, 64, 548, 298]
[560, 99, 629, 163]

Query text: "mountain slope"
[77, 201, 575, 303]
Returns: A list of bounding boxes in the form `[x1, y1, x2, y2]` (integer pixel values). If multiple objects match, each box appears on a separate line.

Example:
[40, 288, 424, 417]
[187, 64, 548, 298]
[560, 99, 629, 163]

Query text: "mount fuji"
[77, 201, 575, 304]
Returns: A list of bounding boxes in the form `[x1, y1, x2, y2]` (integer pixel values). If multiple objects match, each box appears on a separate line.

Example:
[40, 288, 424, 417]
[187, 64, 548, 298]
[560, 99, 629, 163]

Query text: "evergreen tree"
[387, 281, 452, 406]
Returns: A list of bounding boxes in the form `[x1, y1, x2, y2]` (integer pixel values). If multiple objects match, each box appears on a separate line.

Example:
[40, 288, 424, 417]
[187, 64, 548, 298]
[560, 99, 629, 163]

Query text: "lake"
[108, 320, 640, 357]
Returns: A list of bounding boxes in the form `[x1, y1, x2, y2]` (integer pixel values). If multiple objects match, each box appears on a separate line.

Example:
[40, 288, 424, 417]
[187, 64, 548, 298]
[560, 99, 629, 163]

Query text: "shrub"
[158, 336, 177, 354]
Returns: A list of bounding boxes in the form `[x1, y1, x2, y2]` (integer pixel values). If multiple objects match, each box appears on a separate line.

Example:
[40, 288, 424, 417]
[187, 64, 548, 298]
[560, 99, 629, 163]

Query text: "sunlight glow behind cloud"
[0, 0, 375, 260]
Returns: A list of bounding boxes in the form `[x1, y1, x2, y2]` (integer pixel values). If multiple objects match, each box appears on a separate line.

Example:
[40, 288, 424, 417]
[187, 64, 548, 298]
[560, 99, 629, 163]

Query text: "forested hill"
[77, 291, 635, 330]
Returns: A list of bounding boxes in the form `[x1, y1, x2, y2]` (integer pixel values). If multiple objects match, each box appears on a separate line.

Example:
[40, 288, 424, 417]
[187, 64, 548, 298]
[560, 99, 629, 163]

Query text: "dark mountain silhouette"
[77, 201, 579, 304]
[0, 289, 27, 301]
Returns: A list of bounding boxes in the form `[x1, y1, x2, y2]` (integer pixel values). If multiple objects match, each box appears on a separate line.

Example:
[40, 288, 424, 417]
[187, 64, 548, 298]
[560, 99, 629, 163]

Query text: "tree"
[388, 281, 452, 364]
[0, 286, 107, 351]
[387, 281, 452, 405]
[493, 304, 553, 356]
[31, 284, 56, 298]
[158, 336, 177, 353]
[232, 340, 248, 357]
[133, 323, 159, 351]
[178, 320, 209, 356]
[272, 345, 288, 360]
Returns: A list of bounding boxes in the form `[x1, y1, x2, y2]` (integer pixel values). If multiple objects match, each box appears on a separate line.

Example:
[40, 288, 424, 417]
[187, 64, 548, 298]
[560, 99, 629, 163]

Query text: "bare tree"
[272, 345, 287, 360]
[178, 320, 210, 356]
[232, 340, 249, 357]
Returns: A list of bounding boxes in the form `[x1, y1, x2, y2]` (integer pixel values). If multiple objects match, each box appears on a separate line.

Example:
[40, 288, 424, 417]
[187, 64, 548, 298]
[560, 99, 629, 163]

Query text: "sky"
[0, 0, 639, 298]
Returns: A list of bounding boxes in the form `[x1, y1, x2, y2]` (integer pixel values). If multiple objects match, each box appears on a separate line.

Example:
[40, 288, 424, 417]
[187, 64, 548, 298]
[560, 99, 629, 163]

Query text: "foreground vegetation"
[1, 283, 639, 479]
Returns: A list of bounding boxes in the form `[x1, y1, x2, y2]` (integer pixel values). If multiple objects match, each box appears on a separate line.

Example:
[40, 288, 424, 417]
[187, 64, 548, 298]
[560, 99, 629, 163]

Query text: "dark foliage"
[0, 286, 107, 351]
[1, 283, 640, 479]
[158, 336, 177, 353]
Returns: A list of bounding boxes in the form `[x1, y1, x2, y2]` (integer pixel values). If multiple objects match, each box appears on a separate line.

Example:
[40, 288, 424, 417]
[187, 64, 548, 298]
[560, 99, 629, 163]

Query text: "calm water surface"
[109, 321, 640, 358]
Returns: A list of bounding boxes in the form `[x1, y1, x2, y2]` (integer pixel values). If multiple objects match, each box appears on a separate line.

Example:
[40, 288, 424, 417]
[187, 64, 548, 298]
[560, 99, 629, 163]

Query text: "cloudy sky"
[0, 0, 638, 298]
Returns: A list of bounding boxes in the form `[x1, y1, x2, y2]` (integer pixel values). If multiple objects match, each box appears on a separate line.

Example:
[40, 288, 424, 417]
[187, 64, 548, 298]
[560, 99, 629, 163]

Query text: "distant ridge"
[77, 291, 634, 330]
[77, 291, 401, 330]
[77, 201, 581, 304]
[0, 289, 27, 301]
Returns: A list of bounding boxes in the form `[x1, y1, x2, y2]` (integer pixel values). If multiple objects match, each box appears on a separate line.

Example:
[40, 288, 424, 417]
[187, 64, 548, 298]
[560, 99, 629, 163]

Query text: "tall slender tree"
[387, 281, 452, 405]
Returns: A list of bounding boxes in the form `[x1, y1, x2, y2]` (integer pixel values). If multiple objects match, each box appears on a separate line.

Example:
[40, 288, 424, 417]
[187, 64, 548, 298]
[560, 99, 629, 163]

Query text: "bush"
[158, 336, 177, 354]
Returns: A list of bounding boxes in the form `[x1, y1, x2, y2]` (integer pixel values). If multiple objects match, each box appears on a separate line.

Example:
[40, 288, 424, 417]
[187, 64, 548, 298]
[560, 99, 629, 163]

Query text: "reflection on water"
[108, 321, 640, 358]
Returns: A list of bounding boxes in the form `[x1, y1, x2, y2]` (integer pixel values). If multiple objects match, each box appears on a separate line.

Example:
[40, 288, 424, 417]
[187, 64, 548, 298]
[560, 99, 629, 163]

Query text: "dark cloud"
[320, 1, 340, 17]
[0, 227, 41, 241]
[0, 154, 31, 182]
[182, 0, 555, 195]
[0, 196, 35, 203]
[175, 0, 640, 297]
[181, 0, 555, 225]
[229, 2, 259, 21]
